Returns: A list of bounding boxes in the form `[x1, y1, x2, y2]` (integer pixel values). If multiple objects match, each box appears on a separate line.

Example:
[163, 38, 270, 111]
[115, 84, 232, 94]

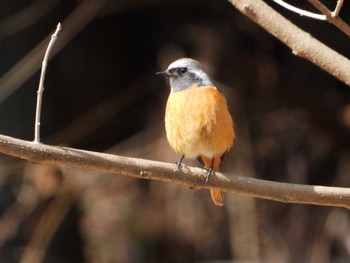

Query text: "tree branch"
[332, 0, 344, 18]
[0, 134, 349, 209]
[0, 0, 108, 104]
[227, 0, 350, 86]
[271, 0, 326, 20]
[307, 0, 350, 37]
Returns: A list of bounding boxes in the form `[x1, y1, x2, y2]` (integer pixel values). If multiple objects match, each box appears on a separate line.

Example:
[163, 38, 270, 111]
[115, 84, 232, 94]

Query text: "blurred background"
[0, 0, 350, 262]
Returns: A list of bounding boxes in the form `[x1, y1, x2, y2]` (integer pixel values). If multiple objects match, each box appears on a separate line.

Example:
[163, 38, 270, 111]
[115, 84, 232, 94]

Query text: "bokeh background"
[0, 0, 350, 262]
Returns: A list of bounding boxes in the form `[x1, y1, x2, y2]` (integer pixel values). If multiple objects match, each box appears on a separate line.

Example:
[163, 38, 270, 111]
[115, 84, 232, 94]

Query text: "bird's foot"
[204, 166, 215, 184]
[203, 157, 215, 183]
[174, 155, 185, 171]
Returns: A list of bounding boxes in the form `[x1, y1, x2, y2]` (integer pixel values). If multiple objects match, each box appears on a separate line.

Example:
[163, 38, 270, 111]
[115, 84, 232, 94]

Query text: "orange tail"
[200, 155, 224, 206]
[210, 188, 224, 206]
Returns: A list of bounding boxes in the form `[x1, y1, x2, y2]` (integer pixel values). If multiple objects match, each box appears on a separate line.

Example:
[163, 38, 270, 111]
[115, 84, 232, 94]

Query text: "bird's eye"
[178, 67, 188, 75]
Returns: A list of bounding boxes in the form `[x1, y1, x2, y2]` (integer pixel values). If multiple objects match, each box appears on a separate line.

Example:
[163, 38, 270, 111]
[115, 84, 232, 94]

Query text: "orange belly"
[165, 85, 234, 158]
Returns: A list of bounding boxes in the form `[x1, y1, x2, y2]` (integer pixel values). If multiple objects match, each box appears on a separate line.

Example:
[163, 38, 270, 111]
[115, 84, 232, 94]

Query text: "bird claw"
[174, 160, 183, 171]
[174, 155, 185, 171]
[204, 167, 215, 184]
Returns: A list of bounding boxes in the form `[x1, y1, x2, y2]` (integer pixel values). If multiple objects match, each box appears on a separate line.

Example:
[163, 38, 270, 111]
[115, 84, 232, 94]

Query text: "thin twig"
[228, 0, 350, 86]
[0, 134, 349, 209]
[307, 0, 350, 37]
[271, 0, 326, 20]
[34, 23, 61, 143]
[332, 0, 344, 17]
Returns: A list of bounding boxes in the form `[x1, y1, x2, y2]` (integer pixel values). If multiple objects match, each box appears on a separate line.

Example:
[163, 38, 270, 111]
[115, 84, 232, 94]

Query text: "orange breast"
[165, 84, 234, 158]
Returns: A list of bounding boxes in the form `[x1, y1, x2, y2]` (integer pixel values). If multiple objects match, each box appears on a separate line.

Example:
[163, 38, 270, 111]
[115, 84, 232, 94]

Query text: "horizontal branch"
[0, 134, 349, 209]
[228, 0, 350, 86]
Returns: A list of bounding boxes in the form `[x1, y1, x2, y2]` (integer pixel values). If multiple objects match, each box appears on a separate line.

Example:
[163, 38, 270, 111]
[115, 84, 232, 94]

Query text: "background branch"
[0, 134, 349, 209]
[307, 0, 350, 37]
[271, 0, 326, 20]
[0, 0, 59, 40]
[0, 0, 107, 104]
[228, 0, 350, 86]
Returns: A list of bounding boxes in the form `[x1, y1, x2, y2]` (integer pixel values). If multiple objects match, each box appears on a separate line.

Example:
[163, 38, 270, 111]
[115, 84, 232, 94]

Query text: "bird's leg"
[174, 155, 185, 171]
[205, 157, 215, 184]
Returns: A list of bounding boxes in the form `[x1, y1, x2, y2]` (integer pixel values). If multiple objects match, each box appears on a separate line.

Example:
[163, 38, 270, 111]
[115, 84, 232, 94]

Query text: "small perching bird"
[157, 58, 235, 206]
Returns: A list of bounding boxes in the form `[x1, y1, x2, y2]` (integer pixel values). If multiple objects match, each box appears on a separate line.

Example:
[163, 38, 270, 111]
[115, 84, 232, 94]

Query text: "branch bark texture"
[228, 0, 350, 86]
[0, 134, 349, 209]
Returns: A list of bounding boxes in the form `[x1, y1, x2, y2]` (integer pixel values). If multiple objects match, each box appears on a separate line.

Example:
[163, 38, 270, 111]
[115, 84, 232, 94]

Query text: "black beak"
[156, 70, 170, 76]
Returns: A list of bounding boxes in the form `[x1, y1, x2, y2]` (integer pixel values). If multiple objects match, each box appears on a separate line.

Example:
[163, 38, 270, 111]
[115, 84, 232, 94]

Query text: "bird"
[157, 58, 235, 206]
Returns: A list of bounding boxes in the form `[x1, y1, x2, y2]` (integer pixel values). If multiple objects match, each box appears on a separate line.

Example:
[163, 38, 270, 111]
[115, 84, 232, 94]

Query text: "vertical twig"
[34, 22, 62, 143]
[332, 0, 344, 17]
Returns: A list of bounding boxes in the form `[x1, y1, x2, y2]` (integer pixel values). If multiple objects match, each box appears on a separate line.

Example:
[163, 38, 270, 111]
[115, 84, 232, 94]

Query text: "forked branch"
[307, 0, 350, 37]
[228, 0, 350, 86]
